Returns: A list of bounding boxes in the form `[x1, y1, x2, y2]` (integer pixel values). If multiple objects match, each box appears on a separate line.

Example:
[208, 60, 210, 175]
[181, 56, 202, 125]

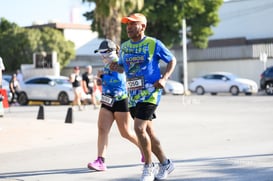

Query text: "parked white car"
[189, 72, 258, 96]
[17, 75, 74, 105]
[163, 79, 184, 95]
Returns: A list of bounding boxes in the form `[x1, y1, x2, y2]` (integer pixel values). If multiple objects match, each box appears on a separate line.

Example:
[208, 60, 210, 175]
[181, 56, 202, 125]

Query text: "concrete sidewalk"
[0, 95, 273, 181]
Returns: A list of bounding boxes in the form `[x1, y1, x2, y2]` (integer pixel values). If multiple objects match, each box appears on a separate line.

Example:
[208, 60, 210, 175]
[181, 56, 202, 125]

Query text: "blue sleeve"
[155, 39, 174, 63]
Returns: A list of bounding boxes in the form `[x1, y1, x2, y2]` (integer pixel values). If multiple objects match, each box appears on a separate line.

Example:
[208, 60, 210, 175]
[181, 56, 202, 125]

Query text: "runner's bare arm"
[154, 57, 177, 89]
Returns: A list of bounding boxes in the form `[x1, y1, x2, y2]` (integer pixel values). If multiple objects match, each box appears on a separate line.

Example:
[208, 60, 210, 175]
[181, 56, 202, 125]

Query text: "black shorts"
[129, 102, 157, 120]
[87, 87, 93, 95]
[101, 98, 129, 113]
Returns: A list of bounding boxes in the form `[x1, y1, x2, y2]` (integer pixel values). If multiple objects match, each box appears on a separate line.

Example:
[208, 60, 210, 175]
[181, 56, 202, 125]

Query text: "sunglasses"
[100, 48, 114, 54]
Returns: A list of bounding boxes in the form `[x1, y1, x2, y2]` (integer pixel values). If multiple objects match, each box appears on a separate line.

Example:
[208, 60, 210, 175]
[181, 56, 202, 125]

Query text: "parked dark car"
[260, 66, 273, 95]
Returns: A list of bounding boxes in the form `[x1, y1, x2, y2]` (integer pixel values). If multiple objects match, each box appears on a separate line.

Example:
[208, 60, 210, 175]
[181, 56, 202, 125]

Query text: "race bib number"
[127, 77, 144, 90]
[101, 95, 114, 107]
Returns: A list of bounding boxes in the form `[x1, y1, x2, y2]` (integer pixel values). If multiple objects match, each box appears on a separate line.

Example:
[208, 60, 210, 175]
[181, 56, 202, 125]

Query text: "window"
[26, 78, 51, 84]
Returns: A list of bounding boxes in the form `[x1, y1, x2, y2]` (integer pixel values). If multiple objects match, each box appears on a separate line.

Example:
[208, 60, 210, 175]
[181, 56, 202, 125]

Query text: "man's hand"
[97, 70, 104, 78]
[109, 62, 124, 73]
[153, 78, 167, 89]
[109, 62, 119, 71]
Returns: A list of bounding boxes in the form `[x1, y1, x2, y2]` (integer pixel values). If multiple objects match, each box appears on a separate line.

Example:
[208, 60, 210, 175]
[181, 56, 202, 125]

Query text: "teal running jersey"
[119, 36, 174, 107]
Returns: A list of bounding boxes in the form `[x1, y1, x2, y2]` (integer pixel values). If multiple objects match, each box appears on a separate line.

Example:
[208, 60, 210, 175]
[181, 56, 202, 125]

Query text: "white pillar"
[259, 52, 268, 70]
[182, 19, 189, 95]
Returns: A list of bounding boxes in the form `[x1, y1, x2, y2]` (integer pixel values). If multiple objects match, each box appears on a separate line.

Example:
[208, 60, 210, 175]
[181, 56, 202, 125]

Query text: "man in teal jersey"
[112, 13, 176, 181]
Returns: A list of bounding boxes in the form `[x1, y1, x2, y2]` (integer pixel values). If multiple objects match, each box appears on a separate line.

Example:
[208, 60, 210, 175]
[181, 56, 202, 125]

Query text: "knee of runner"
[134, 126, 146, 135]
[120, 131, 131, 139]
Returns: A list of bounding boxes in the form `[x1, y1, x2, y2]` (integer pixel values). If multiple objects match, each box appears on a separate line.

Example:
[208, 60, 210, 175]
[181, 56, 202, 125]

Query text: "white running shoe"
[140, 163, 156, 181]
[155, 159, 174, 180]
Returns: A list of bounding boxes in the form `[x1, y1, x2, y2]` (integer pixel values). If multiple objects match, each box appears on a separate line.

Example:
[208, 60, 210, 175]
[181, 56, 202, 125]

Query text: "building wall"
[62, 28, 103, 55]
[210, 0, 273, 40]
[20, 51, 60, 80]
[61, 55, 103, 77]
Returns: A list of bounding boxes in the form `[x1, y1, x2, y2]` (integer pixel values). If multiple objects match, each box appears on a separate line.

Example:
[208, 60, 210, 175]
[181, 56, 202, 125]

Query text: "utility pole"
[259, 52, 268, 70]
[182, 18, 189, 95]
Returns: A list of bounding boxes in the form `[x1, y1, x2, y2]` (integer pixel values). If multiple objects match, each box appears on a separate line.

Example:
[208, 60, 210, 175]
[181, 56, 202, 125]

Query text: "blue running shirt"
[119, 36, 174, 107]
[101, 64, 128, 102]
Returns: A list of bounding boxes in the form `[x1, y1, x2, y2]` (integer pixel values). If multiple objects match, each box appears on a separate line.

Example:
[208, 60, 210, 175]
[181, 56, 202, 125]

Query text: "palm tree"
[83, 0, 144, 44]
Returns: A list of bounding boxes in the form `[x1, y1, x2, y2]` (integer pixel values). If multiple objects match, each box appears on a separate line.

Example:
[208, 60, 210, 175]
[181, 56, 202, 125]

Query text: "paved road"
[0, 95, 273, 181]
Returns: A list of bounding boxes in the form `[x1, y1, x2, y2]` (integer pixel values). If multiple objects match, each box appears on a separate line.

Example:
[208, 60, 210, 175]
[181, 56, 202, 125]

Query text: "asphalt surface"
[0, 95, 273, 181]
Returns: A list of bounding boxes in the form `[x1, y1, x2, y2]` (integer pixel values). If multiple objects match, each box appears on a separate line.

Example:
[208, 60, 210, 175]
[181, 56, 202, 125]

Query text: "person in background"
[82, 65, 99, 109]
[69, 66, 83, 111]
[87, 39, 143, 172]
[111, 13, 176, 181]
[9, 74, 20, 104]
[0, 56, 4, 118]
[0, 56, 5, 89]
[16, 69, 24, 85]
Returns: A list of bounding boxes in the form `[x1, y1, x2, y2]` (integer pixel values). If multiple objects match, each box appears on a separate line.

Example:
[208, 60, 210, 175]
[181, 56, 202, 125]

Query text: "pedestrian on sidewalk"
[9, 73, 20, 104]
[69, 66, 84, 111]
[82, 65, 100, 109]
[87, 39, 143, 171]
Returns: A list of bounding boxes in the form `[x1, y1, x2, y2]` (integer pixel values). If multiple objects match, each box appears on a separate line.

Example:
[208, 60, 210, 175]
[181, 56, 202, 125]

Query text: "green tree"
[82, 0, 144, 44]
[0, 19, 37, 72]
[83, 0, 223, 48]
[0, 18, 75, 72]
[182, 0, 223, 48]
[0, 17, 18, 32]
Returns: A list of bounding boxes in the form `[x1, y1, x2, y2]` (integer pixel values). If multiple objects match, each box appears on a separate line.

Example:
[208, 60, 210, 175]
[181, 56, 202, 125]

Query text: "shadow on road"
[1, 154, 273, 181]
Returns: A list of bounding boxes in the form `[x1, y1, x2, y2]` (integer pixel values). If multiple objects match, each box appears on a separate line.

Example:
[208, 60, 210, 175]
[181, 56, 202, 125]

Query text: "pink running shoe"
[87, 158, 107, 171]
